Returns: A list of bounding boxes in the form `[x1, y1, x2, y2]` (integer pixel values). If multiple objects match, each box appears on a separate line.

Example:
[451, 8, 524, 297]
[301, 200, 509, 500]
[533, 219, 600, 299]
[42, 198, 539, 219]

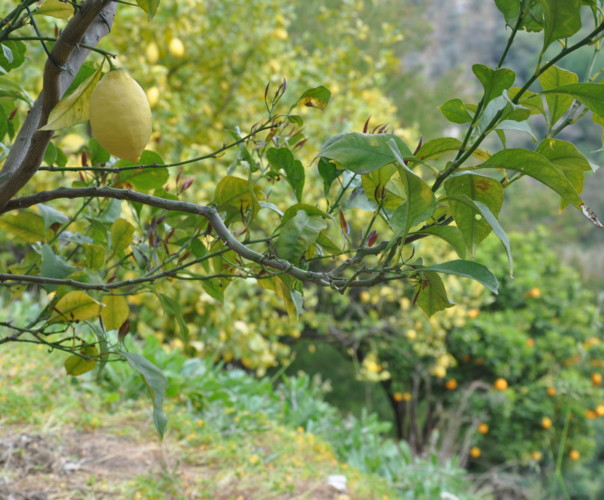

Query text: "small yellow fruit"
[568, 449, 580, 461]
[541, 417, 553, 430]
[596, 405, 604, 417]
[393, 392, 404, 402]
[531, 451, 542, 461]
[477, 423, 489, 434]
[146, 86, 160, 108]
[145, 42, 159, 63]
[432, 366, 446, 379]
[526, 338, 535, 347]
[273, 27, 288, 40]
[405, 329, 417, 340]
[591, 373, 602, 386]
[467, 308, 480, 319]
[585, 409, 597, 419]
[445, 379, 458, 390]
[89, 69, 152, 162]
[546, 387, 557, 397]
[494, 378, 508, 391]
[526, 287, 541, 299]
[469, 447, 481, 458]
[169, 38, 185, 58]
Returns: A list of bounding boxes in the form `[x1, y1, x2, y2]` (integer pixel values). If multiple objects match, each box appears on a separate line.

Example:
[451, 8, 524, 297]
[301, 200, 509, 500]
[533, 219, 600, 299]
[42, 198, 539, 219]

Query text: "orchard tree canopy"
[0, 0, 603, 436]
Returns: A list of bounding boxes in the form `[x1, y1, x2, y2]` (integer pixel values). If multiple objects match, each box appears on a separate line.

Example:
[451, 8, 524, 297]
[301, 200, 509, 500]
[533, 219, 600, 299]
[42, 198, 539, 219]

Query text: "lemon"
[169, 38, 185, 58]
[145, 42, 160, 63]
[89, 69, 152, 162]
[146, 86, 160, 108]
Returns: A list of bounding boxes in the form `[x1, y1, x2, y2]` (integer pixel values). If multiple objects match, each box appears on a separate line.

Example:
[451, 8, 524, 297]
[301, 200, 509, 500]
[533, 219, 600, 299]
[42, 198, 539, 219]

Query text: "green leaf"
[0, 211, 46, 242]
[414, 271, 454, 317]
[444, 173, 504, 256]
[0, 76, 32, 104]
[213, 175, 262, 220]
[438, 98, 473, 124]
[83, 243, 106, 270]
[414, 226, 466, 259]
[296, 86, 331, 110]
[276, 210, 327, 264]
[64, 346, 98, 376]
[38, 204, 68, 230]
[110, 218, 135, 256]
[115, 151, 168, 191]
[478, 148, 583, 208]
[267, 147, 305, 202]
[472, 65, 516, 105]
[158, 293, 189, 341]
[508, 87, 546, 115]
[318, 158, 342, 197]
[319, 132, 412, 175]
[120, 351, 167, 438]
[39, 64, 103, 131]
[540, 83, 604, 117]
[0, 41, 26, 72]
[37, 0, 74, 19]
[88, 138, 110, 165]
[417, 138, 462, 160]
[361, 164, 403, 210]
[280, 204, 330, 226]
[495, 0, 545, 32]
[537, 0, 582, 51]
[497, 119, 536, 140]
[419, 260, 499, 294]
[40, 244, 77, 283]
[135, 0, 160, 21]
[49, 291, 102, 324]
[536, 139, 591, 208]
[445, 195, 513, 277]
[539, 65, 579, 126]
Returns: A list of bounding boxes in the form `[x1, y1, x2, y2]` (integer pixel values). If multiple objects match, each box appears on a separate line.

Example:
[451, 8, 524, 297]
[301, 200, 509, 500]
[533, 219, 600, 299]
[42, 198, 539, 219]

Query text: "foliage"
[1, 0, 603, 450]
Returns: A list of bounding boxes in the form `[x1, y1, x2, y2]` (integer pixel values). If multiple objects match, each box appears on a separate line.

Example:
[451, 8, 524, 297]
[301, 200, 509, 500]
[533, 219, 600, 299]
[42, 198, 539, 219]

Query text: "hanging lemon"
[89, 69, 152, 162]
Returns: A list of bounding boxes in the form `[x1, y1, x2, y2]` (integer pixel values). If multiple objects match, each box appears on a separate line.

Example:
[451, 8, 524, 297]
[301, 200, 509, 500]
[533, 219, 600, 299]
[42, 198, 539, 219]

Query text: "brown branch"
[0, 0, 116, 210]
[1, 187, 407, 291]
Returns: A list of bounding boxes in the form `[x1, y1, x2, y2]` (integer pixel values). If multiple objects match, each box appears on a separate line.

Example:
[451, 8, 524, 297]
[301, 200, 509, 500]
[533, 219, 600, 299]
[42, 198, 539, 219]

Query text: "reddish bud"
[8, 108, 17, 121]
[367, 230, 378, 247]
[413, 136, 423, 155]
[339, 210, 349, 236]
[363, 116, 371, 134]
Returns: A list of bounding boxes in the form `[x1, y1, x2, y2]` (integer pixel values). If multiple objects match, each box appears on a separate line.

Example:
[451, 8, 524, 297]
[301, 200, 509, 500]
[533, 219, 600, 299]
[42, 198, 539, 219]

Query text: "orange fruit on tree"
[592, 373, 602, 386]
[445, 379, 458, 390]
[525, 287, 541, 299]
[546, 387, 557, 397]
[585, 409, 597, 419]
[531, 451, 542, 461]
[477, 423, 489, 434]
[541, 417, 553, 430]
[393, 392, 404, 402]
[469, 447, 481, 458]
[596, 405, 604, 417]
[568, 450, 580, 461]
[493, 378, 508, 391]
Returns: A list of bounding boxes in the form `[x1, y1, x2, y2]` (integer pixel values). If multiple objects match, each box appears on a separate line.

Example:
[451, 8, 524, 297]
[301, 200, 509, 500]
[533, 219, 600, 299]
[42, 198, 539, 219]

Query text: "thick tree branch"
[0, 0, 116, 210]
[1, 187, 410, 291]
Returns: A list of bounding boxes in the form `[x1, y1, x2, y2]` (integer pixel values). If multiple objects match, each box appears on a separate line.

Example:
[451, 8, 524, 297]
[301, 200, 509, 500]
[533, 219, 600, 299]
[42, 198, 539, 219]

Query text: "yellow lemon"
[531, 451, 542, 461]
[477, 423, 489, 434]
[568, 449, 580, 461]
[146, 86, 160, 108]
[89, 69, 152, 162]
[145, 42, 159, 64]
[169, 38, 185, 58]
[493, 378, 508, 391]
[541, 417, 553, 430]
[469, 447, 481, 458]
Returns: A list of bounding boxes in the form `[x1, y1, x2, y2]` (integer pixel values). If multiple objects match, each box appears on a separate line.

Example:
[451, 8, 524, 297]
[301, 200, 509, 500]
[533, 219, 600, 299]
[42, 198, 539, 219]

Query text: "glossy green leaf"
[110, 218, 135, 256]
[318, 158, 342, 196]
[280, 204, 330, 226]
[414, 226, 466, 259]
[49, 291, 102, 324]
[115, 151, 168, 191]
[0, 76, 32, 104]
[417, 138, 462, 160]
[0, 211, 46, 242]
[38, 204, 68, 230]
[0, 41, 26, 72]
[537, 0, 582, 51]
[539, 65, 579, 126]
[275, 210, 327, 264]
[267, 147, 305, 202]
[494, 0, 545, 32]
[472, 65, 516, 105]
[40, 244, 76, 282]
[508, 87, 546, 115]
[419, 260, 499, 294]
[64, 346, 98, 376]
[297, 86, 331, 110]
[83, 243, 106, 270]
[479, 148, 583, 208]
[438, 98, 473, 124]
[135, 0, 160, 20]
[415, 271, 454, 317]
[39, 64, 103, 131]
[120, 351, 167, 438]
[541, 83, 604, 117]
[444, 173, 504, 256]
[319, 132, 412, 175]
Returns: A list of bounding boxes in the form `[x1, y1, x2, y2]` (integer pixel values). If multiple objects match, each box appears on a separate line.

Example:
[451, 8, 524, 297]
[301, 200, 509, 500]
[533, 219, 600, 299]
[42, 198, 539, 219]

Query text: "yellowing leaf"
[37, 0, 74, 20]
[0, 211, 46, 242]
[39, 64, 103, 131]
[49, 291, 102, 324]
[110, 218, 135, 256]
[101, 295, 129, 331]
[64, 345, 98, 376]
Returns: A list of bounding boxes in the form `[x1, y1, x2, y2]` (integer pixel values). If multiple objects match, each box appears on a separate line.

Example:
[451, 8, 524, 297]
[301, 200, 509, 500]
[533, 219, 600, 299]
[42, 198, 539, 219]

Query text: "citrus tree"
[1, 0, 603, 437]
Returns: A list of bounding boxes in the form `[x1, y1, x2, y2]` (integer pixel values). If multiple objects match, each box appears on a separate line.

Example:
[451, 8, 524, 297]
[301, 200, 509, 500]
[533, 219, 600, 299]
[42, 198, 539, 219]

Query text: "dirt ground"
[0, 428, 343, 500]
